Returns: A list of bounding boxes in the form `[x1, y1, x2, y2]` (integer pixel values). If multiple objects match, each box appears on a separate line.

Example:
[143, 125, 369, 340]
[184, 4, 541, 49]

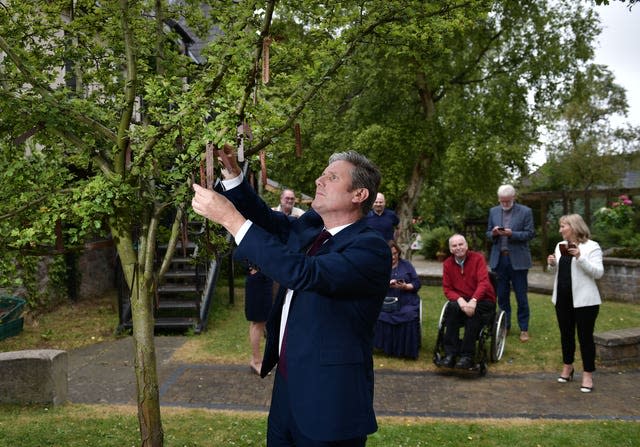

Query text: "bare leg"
[561, 363, 573, 378]
[582, 371, 593, 389]
[249, 321, 266, 373]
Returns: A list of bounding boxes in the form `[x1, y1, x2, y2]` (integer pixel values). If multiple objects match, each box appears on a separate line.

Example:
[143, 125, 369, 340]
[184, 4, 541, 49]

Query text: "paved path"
[67, 258, 639, 420]
[68, 336, 640, 421]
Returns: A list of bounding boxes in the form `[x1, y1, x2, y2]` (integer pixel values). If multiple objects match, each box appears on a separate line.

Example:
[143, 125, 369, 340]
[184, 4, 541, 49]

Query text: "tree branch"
[235, 0, 277, 120]
[0, 35, 118, 144]
[49, 128, 116, 179]
[117, 0, 137, 177]
[246, 9, 403, 156]
[0, 188, 74, 221]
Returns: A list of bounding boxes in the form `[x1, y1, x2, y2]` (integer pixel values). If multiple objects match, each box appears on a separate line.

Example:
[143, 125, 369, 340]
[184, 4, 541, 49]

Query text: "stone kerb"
[0, 349, 68, 406]
[597, 257, 640, 303]
[594, 327, 640, 367]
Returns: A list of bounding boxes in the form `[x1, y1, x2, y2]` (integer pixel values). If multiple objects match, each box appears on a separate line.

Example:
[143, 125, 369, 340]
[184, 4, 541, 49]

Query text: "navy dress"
[373, 258, 422, 359]
[244, 269, 273, 322]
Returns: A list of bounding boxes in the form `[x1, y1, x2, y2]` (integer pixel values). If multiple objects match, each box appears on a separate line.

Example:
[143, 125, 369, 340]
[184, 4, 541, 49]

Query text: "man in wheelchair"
[437, 234, 496, 370]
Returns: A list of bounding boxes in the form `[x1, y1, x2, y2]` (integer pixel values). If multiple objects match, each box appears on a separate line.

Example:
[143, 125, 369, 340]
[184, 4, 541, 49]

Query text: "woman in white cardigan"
[547, 214, 604, 393]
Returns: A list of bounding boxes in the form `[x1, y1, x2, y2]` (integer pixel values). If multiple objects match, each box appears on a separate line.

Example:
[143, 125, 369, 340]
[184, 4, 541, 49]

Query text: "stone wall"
[595, 327, 640, 367]
[597, 257, 640, 303]
[77, 240, 116, 300]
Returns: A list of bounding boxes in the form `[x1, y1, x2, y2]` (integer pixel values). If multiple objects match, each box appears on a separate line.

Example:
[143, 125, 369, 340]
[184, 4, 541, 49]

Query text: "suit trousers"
[267, 372, 367, 447]
[495, 254, 529, 331]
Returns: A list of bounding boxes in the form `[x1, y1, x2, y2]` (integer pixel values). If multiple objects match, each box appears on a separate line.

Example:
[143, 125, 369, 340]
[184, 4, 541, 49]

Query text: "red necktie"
[307, 229, 332, 256]
[278, 229, 332, 378]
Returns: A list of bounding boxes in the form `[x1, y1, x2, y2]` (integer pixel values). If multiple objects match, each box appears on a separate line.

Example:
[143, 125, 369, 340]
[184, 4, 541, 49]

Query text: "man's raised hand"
[192, 183, 246, 237]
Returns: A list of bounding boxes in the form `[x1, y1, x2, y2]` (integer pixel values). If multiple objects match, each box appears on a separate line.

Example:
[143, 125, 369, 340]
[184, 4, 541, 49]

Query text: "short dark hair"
[328, 151, 381, 215]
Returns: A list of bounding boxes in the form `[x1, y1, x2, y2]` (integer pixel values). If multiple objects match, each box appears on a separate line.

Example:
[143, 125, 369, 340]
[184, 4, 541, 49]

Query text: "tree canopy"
[265, 1, 605, 239]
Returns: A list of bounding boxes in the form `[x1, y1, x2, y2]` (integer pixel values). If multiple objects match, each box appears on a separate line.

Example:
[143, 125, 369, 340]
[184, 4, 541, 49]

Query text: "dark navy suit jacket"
[222, 178, 391, 441]
[485, 202, 535, 270]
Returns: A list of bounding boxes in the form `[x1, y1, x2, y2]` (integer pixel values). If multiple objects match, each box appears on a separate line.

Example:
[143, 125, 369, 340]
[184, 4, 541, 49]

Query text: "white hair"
[497, 184, 516, 197]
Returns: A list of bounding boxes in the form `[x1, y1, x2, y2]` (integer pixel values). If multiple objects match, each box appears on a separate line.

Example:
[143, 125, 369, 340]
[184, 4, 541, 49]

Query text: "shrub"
[593, 194, 639, 258]
[419, 226, 452, 260]
[0, 254, 68, 312]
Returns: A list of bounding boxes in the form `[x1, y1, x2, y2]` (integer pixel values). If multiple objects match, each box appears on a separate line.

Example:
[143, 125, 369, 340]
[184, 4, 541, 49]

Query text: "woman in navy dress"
[245, 265, 273, 374]
[373, 240, 422, 359]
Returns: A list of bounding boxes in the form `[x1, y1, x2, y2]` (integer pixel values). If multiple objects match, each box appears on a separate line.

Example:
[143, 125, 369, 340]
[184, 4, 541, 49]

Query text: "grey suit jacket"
[485, 202, 535, 270]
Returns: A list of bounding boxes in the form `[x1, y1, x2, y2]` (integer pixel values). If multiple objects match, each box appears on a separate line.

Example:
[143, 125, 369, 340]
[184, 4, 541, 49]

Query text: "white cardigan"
[549, 239, 604, 307]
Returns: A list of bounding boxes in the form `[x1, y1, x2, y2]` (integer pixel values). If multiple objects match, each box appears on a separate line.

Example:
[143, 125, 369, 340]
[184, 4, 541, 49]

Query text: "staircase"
[153, 240, 205, 331]
[116, 228, 222, 334]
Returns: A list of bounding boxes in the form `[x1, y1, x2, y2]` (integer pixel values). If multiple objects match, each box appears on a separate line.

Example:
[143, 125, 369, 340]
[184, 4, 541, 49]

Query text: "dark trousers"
[443, 301, 495, 357]
[267, 372, 367, 447]
[495, 254, 529, 331]
[555, 301, 600, 372]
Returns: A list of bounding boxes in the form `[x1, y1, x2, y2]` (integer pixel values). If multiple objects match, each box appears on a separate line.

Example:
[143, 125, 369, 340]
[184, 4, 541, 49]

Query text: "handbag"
[382, 296, 399, 312]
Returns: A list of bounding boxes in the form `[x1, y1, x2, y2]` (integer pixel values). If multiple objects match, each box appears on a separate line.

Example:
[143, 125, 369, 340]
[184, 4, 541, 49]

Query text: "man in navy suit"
[192, 147, 391, 446]
[486, 184, 535, 343]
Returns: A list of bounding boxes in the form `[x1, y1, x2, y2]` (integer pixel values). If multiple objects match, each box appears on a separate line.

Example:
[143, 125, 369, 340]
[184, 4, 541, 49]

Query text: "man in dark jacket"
[192, 147, 390, 446]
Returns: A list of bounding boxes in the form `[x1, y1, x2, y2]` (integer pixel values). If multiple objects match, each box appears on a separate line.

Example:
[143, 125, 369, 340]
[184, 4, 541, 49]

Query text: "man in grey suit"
[486, 184, 535, 342]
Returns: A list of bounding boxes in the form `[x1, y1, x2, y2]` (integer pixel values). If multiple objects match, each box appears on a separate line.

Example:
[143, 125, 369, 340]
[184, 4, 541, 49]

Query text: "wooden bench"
[594, 327, 640, 367]
[0, 349, 67, 406]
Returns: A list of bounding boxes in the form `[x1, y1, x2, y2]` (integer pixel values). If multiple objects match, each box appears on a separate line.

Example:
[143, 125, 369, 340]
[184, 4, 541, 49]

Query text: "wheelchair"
[432, 299, 507, 376]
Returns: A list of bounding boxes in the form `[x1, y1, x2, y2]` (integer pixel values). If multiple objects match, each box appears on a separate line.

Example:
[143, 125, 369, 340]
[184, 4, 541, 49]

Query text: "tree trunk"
[112, 220, 164, 447]
[397, 69, 439, 256]
[396, 154, 432, 255]
[131, 268, 164, 447]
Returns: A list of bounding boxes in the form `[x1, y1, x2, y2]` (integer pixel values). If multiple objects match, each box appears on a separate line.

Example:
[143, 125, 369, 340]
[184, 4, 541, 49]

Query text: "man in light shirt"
[272, 188, 305, 218]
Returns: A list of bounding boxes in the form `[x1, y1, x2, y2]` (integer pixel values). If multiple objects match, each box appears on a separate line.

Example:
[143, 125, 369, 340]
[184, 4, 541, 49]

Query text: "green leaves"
[0, 0, 622, 277]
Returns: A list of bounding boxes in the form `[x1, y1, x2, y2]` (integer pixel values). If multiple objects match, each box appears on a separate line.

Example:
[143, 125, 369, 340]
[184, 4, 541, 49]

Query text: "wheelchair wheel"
[437, 301, 448, 329]
[434, 302, 455, 366]
[491, 309, 507, 362]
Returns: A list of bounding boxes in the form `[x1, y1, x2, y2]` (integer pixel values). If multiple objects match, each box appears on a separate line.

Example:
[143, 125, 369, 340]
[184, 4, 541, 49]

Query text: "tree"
[1, 1, 308, 445]
[530, 63, 639, 224]
[267, 1, 603, 246]
[1, 2, 279, 444]
[594, 0, 637, 6]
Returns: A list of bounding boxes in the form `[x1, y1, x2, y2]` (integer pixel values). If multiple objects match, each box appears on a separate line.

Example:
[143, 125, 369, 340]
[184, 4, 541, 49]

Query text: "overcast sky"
[529, 3, 638, 167]
[593, 2, 639, 127]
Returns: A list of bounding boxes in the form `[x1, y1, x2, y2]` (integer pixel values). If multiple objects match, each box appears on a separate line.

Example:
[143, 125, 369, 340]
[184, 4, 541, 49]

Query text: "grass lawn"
[1, 283, 640, 446]
[173, 285, 640, 375]
[0, 404, 638, 447]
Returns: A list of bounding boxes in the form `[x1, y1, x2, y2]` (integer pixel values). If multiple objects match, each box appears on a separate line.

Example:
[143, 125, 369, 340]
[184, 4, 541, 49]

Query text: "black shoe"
[438, 354, 456, 368]
[557, 367, 574, 383]
[455, 356, 474, 370]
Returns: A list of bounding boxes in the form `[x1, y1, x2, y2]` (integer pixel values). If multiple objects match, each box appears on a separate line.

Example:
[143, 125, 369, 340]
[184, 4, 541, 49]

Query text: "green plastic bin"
[0, 317, 24, 341]
[0, 296, 26, 324]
